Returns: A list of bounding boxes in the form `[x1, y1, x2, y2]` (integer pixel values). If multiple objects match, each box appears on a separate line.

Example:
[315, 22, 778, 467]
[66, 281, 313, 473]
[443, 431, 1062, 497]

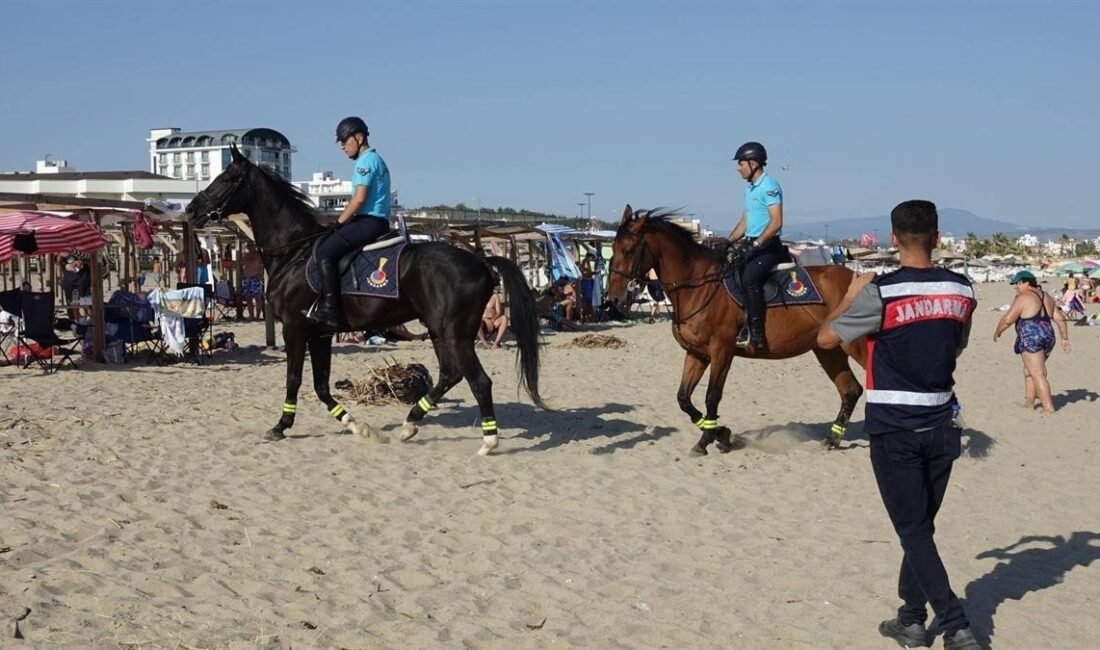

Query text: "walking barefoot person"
[993, 270, 1071, 413]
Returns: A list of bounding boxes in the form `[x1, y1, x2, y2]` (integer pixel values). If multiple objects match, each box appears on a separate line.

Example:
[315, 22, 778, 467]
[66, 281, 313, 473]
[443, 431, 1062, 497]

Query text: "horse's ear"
[621, 204, 633, 225]
[230, 144, 245, 163]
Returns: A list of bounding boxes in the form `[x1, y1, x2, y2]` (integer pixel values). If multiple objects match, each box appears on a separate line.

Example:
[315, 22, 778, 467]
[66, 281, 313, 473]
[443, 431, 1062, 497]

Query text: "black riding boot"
[736, 286, 767, 349]
[306, 259, 343, 330]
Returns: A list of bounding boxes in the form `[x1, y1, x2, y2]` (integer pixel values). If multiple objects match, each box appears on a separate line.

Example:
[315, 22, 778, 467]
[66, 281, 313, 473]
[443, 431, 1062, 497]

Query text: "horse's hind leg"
[399, 338, 463, 442]
[266, 325, 307, 441]
[308, 335, 377, 441]
[813, 347, 864, 449]
[455, 342, 499, 456]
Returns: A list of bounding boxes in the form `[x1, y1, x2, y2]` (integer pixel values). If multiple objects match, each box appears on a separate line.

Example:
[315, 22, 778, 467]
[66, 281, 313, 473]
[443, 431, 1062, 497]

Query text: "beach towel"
[148, 287, 206, 355]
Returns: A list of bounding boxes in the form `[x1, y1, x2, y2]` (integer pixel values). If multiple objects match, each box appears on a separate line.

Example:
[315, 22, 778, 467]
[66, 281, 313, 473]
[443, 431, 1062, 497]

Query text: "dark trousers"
[740, 237, 789, 289]
[870, 425, 969, 633]
[316, 216, 390, 263]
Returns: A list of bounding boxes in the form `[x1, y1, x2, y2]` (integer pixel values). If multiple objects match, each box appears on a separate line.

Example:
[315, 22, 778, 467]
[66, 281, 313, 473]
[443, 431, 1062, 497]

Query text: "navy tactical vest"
[865, 266, 975, 435]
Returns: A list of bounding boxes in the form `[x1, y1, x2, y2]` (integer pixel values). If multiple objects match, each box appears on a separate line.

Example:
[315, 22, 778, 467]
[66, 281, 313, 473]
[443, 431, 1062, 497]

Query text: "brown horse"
[607, 206, 866, 455]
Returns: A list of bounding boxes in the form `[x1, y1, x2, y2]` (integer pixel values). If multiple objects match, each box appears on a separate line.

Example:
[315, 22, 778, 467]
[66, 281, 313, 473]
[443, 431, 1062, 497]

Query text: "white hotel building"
[147, 127, 296, 181]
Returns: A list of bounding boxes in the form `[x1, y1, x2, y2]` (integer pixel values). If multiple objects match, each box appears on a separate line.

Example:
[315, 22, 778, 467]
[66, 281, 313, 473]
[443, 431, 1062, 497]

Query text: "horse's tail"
[485, 256, 546, 409]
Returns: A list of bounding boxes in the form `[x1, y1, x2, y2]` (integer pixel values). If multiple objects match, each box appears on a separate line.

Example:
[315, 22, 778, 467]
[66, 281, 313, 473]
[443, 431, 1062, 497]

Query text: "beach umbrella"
[1055, 262, 1087, 275]
[0, 211, 107, 263]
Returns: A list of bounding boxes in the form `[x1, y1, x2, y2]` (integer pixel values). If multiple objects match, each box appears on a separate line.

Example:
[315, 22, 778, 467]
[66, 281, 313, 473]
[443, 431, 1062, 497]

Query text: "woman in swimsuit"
[994, 271, 1071, 413]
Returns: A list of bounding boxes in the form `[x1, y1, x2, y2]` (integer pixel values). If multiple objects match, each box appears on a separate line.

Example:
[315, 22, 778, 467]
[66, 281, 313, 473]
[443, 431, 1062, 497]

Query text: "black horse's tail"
[486, 256, 546, 409]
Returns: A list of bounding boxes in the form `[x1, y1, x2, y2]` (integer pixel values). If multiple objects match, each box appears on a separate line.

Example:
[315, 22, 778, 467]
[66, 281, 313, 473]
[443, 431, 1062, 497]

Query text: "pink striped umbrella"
[0, 211, 107, 263]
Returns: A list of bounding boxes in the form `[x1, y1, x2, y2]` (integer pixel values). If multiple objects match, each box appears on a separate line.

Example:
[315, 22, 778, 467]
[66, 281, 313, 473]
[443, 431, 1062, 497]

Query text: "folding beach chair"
[106, 290, 167, 364]
[213, 280, 241, 322]
[16, 291, 80, 372]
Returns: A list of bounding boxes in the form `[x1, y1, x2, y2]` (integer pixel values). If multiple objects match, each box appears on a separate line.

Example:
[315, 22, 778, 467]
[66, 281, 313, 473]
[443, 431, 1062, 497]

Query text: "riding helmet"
[733, 141, 767, 165]
[335, 116, 369, 143]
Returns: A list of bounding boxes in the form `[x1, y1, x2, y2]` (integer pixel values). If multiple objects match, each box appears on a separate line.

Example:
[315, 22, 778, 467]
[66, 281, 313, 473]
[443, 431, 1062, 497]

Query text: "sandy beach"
[2, 282, 1098, 648]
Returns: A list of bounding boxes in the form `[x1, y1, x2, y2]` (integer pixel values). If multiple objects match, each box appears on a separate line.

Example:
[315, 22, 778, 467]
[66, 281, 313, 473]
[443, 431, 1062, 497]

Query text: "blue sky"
[2, 1, 1097, 229]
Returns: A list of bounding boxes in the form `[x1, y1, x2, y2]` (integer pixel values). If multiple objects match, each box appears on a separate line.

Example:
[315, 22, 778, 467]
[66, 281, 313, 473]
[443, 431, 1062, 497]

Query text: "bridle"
[609, 225, 734, 325]
[195, 167, 327, 256]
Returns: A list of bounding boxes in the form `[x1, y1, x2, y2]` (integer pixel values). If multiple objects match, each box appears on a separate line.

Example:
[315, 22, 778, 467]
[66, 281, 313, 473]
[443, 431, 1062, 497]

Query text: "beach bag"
[13, 231, 38, 254]
[104, 340, 126, 364]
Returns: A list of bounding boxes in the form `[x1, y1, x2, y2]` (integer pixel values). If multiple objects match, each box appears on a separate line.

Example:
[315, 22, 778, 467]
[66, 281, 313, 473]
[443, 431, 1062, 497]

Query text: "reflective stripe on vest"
[866, 389, 954, 407]
[878, 281, 975, 299]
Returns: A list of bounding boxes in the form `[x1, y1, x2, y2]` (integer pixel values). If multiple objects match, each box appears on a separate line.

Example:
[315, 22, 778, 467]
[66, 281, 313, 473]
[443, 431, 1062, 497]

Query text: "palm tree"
[1060, 233, 1071, 256]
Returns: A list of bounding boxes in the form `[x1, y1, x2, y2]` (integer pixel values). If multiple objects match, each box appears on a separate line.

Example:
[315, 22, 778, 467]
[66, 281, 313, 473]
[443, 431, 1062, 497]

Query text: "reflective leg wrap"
[830, 422, 846, 439]
[329, 403, 348, 421]
[696, 417, 718, 431]
[481, 418, 498, 436]
[408, 396, 434, 422]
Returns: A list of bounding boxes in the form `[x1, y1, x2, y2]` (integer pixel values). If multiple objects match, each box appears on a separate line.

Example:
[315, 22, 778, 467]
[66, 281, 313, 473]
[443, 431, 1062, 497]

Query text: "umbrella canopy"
[0, 211, 107, 263]
[1055, 262, 1087, 275]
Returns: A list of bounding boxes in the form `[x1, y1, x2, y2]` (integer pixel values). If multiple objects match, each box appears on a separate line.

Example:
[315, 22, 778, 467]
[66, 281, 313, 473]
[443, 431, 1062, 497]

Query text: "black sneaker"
[879, 618, 930, 648]
[943, 628, 980, 650]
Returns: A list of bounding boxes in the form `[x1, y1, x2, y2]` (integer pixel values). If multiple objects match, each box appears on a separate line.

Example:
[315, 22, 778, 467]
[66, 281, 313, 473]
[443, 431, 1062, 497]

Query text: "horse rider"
[725, 141, 788, 349]
[307, 116, 393, 328]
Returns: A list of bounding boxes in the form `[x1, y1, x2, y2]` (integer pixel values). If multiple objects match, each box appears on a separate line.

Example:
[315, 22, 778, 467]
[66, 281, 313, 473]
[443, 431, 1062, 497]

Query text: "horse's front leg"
[308, 334, 379, 441]
[265, 326, 307, 441]
[702, 348, 744, 454]
[677, 352, 714, 455]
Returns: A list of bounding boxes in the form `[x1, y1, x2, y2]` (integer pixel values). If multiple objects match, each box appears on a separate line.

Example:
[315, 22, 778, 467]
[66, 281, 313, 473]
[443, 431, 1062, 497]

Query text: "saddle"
[723, 259, 824, 308]
[305, 230, 409, 299]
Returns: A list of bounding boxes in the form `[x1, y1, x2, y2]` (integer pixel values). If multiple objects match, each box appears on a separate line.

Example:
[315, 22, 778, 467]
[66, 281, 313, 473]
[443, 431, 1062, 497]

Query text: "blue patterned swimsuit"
[1014, 290, 1056, 356]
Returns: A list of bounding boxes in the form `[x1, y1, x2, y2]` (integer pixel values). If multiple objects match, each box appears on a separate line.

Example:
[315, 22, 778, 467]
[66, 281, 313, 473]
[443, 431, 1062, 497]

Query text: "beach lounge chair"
[16, 291, 80, 372]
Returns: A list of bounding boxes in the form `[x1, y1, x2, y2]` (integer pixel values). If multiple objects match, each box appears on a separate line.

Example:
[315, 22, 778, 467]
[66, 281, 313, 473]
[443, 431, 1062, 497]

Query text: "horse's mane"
[252, 163, 322, 227]
[622, 208, 724, 262]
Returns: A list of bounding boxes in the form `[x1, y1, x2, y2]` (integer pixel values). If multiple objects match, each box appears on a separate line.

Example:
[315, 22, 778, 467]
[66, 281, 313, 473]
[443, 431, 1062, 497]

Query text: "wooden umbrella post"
[89, 210, 106, 363]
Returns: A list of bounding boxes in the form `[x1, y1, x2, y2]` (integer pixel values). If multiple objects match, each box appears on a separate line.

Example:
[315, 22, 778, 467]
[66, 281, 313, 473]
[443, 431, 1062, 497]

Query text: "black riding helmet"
[733, 141, 767, 166]
[335, 116, 369, 143]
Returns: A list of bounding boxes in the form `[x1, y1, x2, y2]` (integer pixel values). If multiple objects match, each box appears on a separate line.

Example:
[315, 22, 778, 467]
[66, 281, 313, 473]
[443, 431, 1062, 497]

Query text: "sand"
[2, 282, 1098, 648]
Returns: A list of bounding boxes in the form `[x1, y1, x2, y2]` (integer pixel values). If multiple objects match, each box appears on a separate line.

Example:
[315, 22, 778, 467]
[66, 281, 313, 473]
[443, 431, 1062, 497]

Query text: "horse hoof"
[263, 428, 286, 442]
[689, 444, 708, 456]
[477, 435, 499, 456]
[399, 422, 419, 442]
[822, 435, 842, 450]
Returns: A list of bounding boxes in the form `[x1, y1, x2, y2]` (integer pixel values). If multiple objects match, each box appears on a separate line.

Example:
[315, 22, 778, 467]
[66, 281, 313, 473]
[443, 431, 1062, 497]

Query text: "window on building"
[172, 152, 181, 163]
[158, 153, 167, 164]
[186, 164, 195, 176]
[221, 134, 236, 145]
[201, 163, 210, 177]
[173, 165, 181, 177]
[283, 152, 290, 163]
[200, 151, 209, 162]
[244, 149, 252, 159]
[186, 152, 194, 162]
[159, 165, 168, 175]
[283, 166, 290, 177]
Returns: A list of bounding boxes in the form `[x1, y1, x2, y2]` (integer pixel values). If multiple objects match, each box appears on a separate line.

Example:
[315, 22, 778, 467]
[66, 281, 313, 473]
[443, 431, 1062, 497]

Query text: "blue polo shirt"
[351, 148, 392, 217]
[744, 173, 782, 237]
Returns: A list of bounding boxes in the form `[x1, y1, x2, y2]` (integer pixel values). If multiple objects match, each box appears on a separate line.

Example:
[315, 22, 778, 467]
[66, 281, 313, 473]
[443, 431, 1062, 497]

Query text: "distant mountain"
[789, 208, 1100, 242]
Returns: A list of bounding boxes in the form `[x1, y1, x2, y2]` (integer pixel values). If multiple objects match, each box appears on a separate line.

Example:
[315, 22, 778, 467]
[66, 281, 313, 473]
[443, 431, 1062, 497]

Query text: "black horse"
[186, 145, 544, 455]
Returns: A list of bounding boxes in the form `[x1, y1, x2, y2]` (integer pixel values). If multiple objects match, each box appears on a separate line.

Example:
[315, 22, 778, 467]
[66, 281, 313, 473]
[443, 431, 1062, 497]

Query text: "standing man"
[307, 116, 392, 329]
[241, 241, 266, 321]
[726, 141, 789, 349]
[817, 200, 980, 650]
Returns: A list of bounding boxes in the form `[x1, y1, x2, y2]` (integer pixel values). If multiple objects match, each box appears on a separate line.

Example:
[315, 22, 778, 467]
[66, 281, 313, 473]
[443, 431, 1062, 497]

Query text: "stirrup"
[735, 326, 751, 347]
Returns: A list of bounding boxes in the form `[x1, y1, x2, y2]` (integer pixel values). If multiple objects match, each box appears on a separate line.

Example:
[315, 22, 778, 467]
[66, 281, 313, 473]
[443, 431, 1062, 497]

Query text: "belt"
[352, 213, 388, 220]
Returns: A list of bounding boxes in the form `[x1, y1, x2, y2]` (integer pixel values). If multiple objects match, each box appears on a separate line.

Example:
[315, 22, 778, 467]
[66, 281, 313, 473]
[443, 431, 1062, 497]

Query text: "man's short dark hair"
[1021, 277, 1038, 288]
[890, 200, 938, 252]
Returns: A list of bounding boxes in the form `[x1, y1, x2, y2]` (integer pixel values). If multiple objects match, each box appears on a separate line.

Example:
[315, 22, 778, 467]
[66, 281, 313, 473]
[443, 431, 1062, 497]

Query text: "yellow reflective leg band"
[417, 397, 434, 412]
[694, 416, 706, 428]
[282, 403, 297, 414]
[830, 423, 846, 436]
[481, 419, 497, 432]
[329, 404, 347, 420]
[699, 419, 718, 430]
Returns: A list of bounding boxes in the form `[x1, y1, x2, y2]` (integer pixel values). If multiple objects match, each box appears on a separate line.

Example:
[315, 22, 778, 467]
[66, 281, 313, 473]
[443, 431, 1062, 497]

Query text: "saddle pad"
[723, 265, 824, 308]
[306, 241, 406, 299]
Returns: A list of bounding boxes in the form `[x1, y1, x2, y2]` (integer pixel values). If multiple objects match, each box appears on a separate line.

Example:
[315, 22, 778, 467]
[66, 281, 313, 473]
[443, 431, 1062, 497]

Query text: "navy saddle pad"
[306, 240, 406, 299]
[723, 265, 824, 308]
